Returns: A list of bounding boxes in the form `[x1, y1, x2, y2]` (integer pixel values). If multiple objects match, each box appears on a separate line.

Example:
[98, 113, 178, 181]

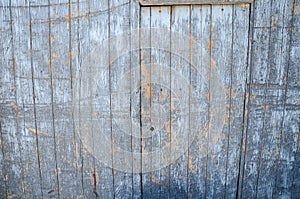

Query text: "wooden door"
[138, 3, 250, 198]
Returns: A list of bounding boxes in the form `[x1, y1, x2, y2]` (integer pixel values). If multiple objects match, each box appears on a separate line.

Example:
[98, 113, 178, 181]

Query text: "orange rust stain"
[49, 35, 54, 45]
[64, 13, 76, 22]
[207, 39, 215, 50]
[26, 127, 49, 136]
[225, 88, 237, 99]
[239, 3, 250, 8]
[141, 64, 150, 81]
[144, 83, 152, 99]
[7, 194, 19, 199]
[160, 89, 168, 101]
[70, 50, 78, 61]
[189, 33, 199, 42]
[211, 58, 217, 70]
[10, 101, 17, 110]
[164, 121, 171, 140]
[271, 15, 278, 31]
[51, 53, 60, 61]
[151, 174, 161, 184]
[141, 64, 152, 99]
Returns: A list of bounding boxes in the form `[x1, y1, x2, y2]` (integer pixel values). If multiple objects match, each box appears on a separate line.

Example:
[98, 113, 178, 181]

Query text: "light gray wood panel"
[1, 0, 300, 198]
[148, 6, 171, 198]
[10, 3, 44, 198]
[0, 5, 21, 198]
[88, 0, 115, 198]
[130, 1, 142, 197]
[169, 5, 190, 198]
[140, 6, 152, 197]
[109, 0, 134, 198]
[76, 0, 99, 197]
[205, 5, 233, 198]
[48, 0, 82, 197]
[188, 5, 211, 198]
[225, 4, 249, 198]
[69, 0, 85, 197]
[29, 4, 60, 197]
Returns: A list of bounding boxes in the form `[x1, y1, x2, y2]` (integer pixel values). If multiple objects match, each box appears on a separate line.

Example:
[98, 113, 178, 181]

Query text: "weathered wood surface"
[0, 0, 299, 198]
[139, 0, 252, 6]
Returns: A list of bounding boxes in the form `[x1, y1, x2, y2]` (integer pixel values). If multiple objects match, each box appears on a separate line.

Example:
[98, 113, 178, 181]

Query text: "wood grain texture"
[0, 4, 25, 198]
[169, 5, 190, 198]
[225, 4, 249, 198]
[1, 0, 300, 198]
[242, 0, 299, 198]
[149, 6, 171, 198]
[188, 5, 211, 198]
[29, 3, 60, 197]
[140, 6, 152, 198]
[130, 1, 142, 198]
[9, 2, 45, 198]
[139, 0, 252, 6]
[110, 0, 133, 198]
[208, 5, 233, 198]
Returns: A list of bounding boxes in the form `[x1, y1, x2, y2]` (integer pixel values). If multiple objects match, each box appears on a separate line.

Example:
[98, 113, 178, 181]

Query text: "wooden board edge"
[139, 0, 252, 6]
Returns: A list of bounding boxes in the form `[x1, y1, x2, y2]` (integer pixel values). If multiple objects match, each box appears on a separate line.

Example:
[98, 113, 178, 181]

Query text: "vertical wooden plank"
[0, 122, 6, 198]
[11, 4, 43, 198]
[290, 1, 300, 196]
[252, 0, 272, 28]
[69, 0, 85, 197]
[268, 0, 294, 86]
[140, 6, 151, 198]
[30, 4, 60, 197]
[0, 4, 24, 197]
[76, 0, 103, 197]
[250, 28, 271, 84]
[88, 0, 115, 198]
[170, 5, 190, 198]
[238, 1, 259, 196]
[188, 5, 211, 198]
[205, 5, 232, 198]
[288, 35, 300, 87]
[148, 6, 171, 198]
[225, 4, 250, 199]
[287, 0, 300, 87]
[256, 106, 283, 198]
[78, 0, 110, 197]
[288, 27, 300, 87]
[48, 0, 82, 197]
[241, 104, 262, 198]
[242, 86, 285, 198]
[274, 1, 300, 196]
[275, 107, 300, 198]
[130, 0, 142, 198]
[79, 1, 95, 197]
[109, 0, 133, 198]
[0, 5, 11, 198]
[251, 0, 272, 85]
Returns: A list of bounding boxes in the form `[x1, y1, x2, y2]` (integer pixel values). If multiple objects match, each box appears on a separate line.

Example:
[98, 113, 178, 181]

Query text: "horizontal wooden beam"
[139, 0, 252, 6]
